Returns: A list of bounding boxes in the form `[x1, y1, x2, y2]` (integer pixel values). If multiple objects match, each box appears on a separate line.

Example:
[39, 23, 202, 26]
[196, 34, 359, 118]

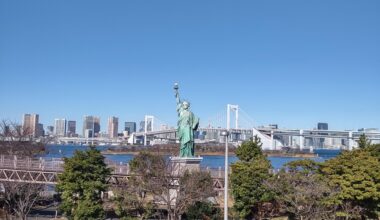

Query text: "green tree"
[230, 136, 274, 219]
[184, 201, 221, 220]
[235, 135, 263, 162]
[321, 149, 380, 219]
[367, 143, 380, 158]
[56, 147, 111, 220]
[357, 134, 371, 149]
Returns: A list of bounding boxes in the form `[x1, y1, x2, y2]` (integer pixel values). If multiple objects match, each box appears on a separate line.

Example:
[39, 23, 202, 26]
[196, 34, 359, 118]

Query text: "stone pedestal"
[170, 156, 203, 176]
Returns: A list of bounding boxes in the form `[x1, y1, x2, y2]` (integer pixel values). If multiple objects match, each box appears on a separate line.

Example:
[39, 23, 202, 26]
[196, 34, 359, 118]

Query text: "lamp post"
[220, 130, 229, 220]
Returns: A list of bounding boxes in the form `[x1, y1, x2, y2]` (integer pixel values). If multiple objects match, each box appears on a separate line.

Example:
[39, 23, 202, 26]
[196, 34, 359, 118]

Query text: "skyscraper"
[124, 122, 136, 135]
[54, 119, 67, 137]
[94, 117, 100, 136]
[37, 123, 44, 137]
[108, 117, 119, 138]
[83, 116, 100, 137]
[22, 114, 39, 137]
[67, 121, 76, 137]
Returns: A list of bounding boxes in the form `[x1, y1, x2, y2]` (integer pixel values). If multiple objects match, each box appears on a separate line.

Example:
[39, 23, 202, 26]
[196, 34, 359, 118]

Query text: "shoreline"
[101, 150, 317, 158]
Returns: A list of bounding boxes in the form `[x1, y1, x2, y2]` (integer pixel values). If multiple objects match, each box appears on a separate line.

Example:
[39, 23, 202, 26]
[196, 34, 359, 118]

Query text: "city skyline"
[14, 112, 379, 138]
[1, 0, 379, 131]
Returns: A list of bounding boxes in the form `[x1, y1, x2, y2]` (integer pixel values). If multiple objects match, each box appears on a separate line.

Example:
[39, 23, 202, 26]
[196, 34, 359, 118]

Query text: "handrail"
[0, 155, 223, 178]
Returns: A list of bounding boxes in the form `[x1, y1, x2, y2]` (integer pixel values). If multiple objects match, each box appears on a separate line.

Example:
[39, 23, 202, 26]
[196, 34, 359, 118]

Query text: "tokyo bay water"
[42, 145, 340, 169]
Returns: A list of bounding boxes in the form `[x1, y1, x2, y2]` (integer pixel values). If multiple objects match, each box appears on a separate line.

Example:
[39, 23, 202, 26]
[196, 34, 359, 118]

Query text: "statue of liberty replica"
[174, 83, 199, 158]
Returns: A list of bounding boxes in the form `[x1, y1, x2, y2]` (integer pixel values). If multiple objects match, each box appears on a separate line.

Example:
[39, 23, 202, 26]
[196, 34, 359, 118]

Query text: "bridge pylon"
[227, 104, 239, 130]
[144, 115, 154, 146]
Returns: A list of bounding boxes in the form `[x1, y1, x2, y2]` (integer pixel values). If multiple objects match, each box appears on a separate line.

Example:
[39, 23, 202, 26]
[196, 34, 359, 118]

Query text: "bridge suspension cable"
[238, 107, 256, 129]
[202, 109, 227, 129]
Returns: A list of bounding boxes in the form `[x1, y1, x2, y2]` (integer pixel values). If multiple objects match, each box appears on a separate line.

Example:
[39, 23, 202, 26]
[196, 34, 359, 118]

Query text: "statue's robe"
[177, 105, 199, 157]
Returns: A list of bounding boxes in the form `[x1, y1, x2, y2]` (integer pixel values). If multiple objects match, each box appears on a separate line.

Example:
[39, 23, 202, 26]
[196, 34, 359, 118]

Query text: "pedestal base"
[170, 156, 203, 176]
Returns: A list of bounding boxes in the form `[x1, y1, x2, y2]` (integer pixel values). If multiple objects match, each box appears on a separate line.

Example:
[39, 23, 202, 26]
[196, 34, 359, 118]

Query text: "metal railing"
[0, 155, 223, 178]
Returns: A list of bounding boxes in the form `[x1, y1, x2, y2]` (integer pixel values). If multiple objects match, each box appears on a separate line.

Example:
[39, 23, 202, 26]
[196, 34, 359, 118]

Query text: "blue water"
[42, 145, 340, 170]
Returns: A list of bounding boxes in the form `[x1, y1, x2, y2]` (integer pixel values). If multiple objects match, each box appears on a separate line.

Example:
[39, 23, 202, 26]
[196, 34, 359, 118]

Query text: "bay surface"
[43, 145, 340, 170]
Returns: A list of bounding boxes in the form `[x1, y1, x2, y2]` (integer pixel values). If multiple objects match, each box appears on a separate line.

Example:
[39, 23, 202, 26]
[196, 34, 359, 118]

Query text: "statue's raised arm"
[174, 83, 181, 114]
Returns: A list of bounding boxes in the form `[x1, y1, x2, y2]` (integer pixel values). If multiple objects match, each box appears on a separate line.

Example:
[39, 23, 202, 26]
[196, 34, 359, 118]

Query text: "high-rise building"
[83, 116, 100, 137]
[94, 117, 100, 136]
[108, 117, 119, 138]
[22, 114, 39, 137]
[84, 129, 93, 138]
[46, 126, 54, 136]
[37, 123, 44, 137]
[124, 122, 136, 135]
[54, 119, 67, 137]
[317, 123, 328, 130]
[67, 121, 76, 137]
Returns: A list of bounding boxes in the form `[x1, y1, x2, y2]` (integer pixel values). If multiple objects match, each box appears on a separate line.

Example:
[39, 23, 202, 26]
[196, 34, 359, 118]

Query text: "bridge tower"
[227, 104, 239, 130]
[144, 115, 154, 146]
[227, 104, 239, 142]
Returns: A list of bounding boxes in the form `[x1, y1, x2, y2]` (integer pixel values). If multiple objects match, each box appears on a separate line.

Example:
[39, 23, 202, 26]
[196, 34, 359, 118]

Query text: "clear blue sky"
[1, 0, 379, 132]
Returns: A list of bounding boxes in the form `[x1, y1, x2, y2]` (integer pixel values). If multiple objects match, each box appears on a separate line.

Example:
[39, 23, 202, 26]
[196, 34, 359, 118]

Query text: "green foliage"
[267, 160, 335, 219]
[367, 143, 380, 158]
[321, 149, 380, 218]
[56, 147, 112, 220]
[231, 137, 274, 219]
[357, 134, 372, 149]
[235, 135, 264, 162]
[284, 159, 321, 174]
[184, 201, 222, 220]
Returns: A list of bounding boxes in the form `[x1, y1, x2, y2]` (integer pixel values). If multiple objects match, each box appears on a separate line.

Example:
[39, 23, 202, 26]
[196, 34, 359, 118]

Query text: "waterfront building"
[37, 123, 44, 137]
[317, 123, 328, 130]
[22, 113, 39, 137]
[317, 122, 328, 148]
[54, 119, 67, 137]
[123, 131, 129, 137]
[108, 117, 119, 138]
[358, 128, 379, 133]
[98, 131, 109, 138]
[46, 126, 54, 135]
[84, 129, 93, 138]
[83, 116, 100, 137]
[67, 120, 76, 137]
[124, 122, 136, 134]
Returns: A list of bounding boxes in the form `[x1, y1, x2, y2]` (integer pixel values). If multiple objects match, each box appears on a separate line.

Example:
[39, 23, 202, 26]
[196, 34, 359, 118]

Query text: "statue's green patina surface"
[174, 83, 199, 157]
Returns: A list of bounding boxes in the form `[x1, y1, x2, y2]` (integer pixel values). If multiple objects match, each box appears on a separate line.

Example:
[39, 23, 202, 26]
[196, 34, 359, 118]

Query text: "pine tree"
[321, 149, 380, 218]
[357, 133, 371, 149]
[230, 136, 274, 219]
[56, 147, 111, 220]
